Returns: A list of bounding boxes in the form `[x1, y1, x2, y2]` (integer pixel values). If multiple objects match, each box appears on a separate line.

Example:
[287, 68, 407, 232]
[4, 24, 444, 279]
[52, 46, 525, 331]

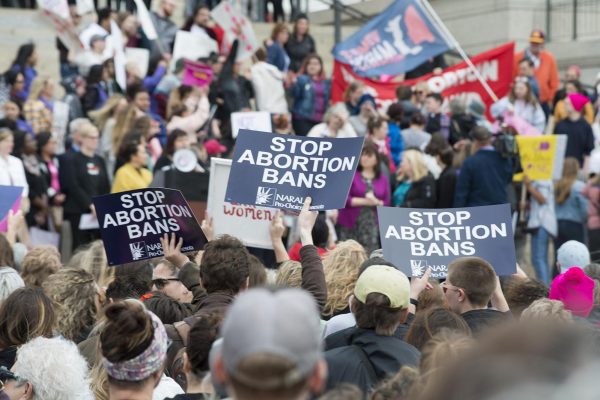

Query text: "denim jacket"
[291, 75, 331, 121]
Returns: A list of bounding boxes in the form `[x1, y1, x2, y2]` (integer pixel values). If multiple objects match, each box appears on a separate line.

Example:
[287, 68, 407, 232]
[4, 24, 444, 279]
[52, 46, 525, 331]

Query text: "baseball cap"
[220, 288, 322, 389]
[354, 265, 410, 309]
[529, 29, 545, 44]
[204, 139, 227, 155]
[557, 240, 591, 274]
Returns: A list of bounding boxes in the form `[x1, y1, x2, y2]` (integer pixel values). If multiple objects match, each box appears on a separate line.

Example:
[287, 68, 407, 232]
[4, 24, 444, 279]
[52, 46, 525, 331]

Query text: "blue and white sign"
[93, 188, 207, 266]
[378, 204, 516, 279]
[332, 0, 450, 77]
[225, 130, 364, 211]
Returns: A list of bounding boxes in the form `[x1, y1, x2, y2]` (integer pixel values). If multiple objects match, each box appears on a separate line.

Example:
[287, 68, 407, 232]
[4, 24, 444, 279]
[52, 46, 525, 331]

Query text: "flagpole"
[418, 0, 499, 102]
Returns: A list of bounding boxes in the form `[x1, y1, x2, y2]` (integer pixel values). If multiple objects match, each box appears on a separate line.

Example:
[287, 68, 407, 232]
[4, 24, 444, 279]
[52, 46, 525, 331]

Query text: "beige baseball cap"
[354, 265, 410, 309]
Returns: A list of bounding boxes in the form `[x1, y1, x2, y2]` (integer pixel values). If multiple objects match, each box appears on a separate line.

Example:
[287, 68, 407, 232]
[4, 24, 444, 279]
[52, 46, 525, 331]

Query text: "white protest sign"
[76, 0, 94, 15]
[207, 158, 274, 249]
[38, 0, 83, 53]
[111, 20, 127, 91]
[231, 111, 272, 139]
[125, 48, 150, 78]
[133, 0, 158, 40]
[552, 134, 568, 180]
[52, 101, 69, 154]
[212, 1, 258, 61]
[171, 30, 218, 72]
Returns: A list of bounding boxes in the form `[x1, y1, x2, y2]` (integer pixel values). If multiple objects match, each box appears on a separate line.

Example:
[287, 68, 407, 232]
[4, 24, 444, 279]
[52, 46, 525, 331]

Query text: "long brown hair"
[508, 77, 538, 106]
[299, 53, 325, 80]
[555, 157, 580, 204]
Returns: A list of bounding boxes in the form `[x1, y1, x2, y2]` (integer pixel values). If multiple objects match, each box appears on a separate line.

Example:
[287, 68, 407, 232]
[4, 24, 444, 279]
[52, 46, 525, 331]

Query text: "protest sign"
[378, 204, 516, 279]
[75, 0, 94, 15]
[212, 1, 258, 61]
[182, 60, 214, 88]
[0, 186, 23, 232]
[111, 20, 127, 91]
[332, 42, 515, 118]
[38, 0, 83, 53]
[231, 111, 272, 139]
[514, 135, 566, 182]
[52, 101, 69, 154]
[125, 48, 150, 78]
[133, 0, 157, 40]
[208, 158, 274, 249]
[552, 135, 568, 180]
[332, 0, 449, 77]
[225, 130, 364, 211]
[93, 188, 207, 265]
[171, 31, 218, 72]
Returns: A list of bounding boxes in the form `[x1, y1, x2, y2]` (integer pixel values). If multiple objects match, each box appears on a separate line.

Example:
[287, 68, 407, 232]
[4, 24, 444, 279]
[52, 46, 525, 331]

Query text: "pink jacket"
[582, 182, 600, 230]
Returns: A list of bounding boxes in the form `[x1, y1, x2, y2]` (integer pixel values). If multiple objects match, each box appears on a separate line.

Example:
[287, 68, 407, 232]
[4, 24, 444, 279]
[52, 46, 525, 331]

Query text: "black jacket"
[436, 167, 457, 208]
[402, 173, 436, 208]
[62, 152, 110, 215]
[462, 309, 510, 335]
[324, 327, 420, 393]
[285, 33, 316, 73]
[449, 113, 476, 146]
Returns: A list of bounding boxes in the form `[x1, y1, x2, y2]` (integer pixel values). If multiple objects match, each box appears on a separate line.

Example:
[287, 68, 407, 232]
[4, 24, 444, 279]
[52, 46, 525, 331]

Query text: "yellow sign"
[514, 135, 557, 182]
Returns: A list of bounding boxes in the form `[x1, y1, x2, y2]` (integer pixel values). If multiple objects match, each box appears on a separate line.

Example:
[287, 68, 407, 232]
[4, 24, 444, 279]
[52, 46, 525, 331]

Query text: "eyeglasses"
[151, 278, 180, 289]
[441, 281, 461, 294]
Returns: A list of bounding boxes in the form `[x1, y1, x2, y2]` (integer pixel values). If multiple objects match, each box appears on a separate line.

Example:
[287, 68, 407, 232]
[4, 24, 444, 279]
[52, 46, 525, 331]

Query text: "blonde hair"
[27, 76, 50, 101]
[275, 261, 302, 289]
[20, 246, 62, 287]
[555, 157, 580, 204]
[89, 94, 126, 132]
[111, 105, 139, 154]
[323, 103, 349, 125]
[521, 298, 573, 323]
[322, 240, 367, 317]
[75, 240, 114, 288]
[79, 122, 99, 138]
[42, 268, 98, 342]
[418, 331, 474, 386]
[403, 149, 429, 182]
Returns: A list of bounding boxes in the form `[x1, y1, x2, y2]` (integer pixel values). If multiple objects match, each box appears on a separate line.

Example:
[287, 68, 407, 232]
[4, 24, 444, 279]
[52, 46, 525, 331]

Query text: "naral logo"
[256, 187, 276, 206]
[410, 260, 428, 277]
[130, 242, 147, 260]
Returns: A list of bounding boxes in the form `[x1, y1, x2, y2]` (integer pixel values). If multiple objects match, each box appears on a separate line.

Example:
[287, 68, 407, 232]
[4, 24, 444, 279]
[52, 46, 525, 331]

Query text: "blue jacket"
[266, 43, 290, 73]
[387, 122, 404, 166]
[291, 75, 331, 121]
[453, 149, 514, 207]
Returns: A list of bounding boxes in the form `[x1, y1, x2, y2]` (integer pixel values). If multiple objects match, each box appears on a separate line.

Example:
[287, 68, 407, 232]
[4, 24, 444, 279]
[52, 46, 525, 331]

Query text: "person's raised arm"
[491, 275, 510, 312]
[408, 268, 432, 315]
[298, 197, 327, 310]
[270, 211, 289, 264]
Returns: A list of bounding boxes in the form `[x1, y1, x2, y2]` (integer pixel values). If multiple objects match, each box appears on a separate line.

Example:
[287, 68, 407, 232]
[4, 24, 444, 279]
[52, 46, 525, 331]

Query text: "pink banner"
[182, 60, 213, 88]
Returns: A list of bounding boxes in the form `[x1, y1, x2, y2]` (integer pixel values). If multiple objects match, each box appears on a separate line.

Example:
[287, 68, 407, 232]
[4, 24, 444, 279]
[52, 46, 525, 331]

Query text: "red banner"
[332, 42, 515, 118]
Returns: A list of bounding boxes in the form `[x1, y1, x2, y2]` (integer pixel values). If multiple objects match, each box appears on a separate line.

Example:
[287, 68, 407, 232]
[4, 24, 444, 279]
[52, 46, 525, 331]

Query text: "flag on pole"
[332, 0, 450, 78]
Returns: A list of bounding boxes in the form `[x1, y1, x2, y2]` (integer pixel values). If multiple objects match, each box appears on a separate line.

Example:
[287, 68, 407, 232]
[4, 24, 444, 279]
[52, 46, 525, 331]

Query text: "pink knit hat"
[549, 267, 595, 318]
[567, 93, 589, 113]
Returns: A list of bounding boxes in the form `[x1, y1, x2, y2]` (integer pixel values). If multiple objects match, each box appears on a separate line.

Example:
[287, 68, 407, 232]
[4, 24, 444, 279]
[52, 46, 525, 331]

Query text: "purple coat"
[337, 171, 391, 229]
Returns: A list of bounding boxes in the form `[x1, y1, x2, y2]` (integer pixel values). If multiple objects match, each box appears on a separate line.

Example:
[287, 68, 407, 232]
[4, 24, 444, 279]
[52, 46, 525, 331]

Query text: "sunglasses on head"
[151, 278, 180, 289]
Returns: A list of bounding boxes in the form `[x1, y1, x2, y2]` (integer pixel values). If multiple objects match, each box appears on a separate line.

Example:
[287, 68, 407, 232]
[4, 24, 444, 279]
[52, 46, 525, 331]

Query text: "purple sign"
[378, 204, 516, 279]
[0, 186, 23, 232]
[93, 188, 207, 266]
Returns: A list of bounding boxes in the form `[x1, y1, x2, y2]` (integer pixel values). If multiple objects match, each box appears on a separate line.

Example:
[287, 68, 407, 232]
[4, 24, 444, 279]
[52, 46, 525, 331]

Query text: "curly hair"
[521, 298, 573, 323]
[504, 277, 549, 317]
[405, 308, 471, 350]
[275, 260, 302, 289]
[12, 336, 93, 400]
[42, 268, 98, 342]
[20, 246, 61, 287]
[200, 235, 250, 294]
[322, 240, 367, 317]
[75, 240, 114, 287]
[371, 366, 419, 400]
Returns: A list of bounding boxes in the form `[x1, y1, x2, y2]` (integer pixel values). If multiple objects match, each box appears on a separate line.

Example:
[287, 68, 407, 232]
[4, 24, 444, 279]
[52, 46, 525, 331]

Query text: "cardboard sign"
[212, 1, 258, 61]
[171, 30, 218, 72]
[208, 158, 274, 249]
[231, 111, 272, 139]
[226, 130, 364, 211]
[332, 0, 449, 77]
[332, 42, 515, 118]
[182, 60, 214, 87]
[125, 48, 150, 78]
[93, 188, 208, 266]
[378, 204, 516, 279]
[0, 186, 23, 232]
[514, 135, 567, 182]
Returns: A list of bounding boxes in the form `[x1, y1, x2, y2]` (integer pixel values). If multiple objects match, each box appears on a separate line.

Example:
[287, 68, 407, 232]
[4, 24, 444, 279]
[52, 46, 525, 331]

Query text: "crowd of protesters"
[0, 0, 600, 398]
